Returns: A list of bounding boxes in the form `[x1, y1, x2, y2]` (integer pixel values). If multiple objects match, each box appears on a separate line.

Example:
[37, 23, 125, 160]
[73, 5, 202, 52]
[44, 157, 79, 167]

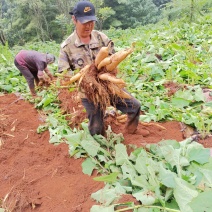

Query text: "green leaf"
[159, 164, 176, 188]
[131, 175, 149, 189]
[93, 172, 119, 183]
[47, 115, 59, 128]
[171, 43, 182, 50]
[9, 77, 19, 85]
[121, 163, 137, 180]
[171, 97, 190, 109]
[133, 189, 156, 205]
[164, 188, 174, 202]
[139, 114, 157, 122]
[174, 90, 194, 101]
[189, 190, 212, 212]
[82, 158, 96, 176]
[43, 96, 53, 107]
[173, 178, 198, 212]
[142, 54, 157, 63]
[160, 145, 181, 173]
[115, 143, 129, 165]
[64, 132, 82, 145]
[91, 185, 120, 206]
[0, 84, 13, 92]
[1, 54, 7, 61]
[129, 73, 139, 83]
[165, 199, 180, 211]
[81, 139, 100, 157]
[134, 150, 149, 174]
[49, 128, 62, 144]
[37, 123, 49, 133]
[193, 87, 205, 102]
[187, 148, 210, 164]
[205, 102, 212, 107]
[199, 158, 212, 186]
[90, 205, 114, 212]
[179, 70, 200, 80]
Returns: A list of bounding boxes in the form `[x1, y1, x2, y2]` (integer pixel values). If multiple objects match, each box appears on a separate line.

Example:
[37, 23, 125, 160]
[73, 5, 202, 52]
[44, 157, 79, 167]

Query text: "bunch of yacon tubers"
[62, 43, 135, 110]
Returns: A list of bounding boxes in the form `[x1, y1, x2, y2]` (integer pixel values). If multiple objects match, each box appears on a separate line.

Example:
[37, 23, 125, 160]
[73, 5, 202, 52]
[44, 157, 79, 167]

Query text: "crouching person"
[14, 50, 55, 96]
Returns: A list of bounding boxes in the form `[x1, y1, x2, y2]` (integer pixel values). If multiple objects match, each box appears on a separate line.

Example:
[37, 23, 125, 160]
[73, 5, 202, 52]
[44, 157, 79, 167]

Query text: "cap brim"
[77, 16, 97, 24]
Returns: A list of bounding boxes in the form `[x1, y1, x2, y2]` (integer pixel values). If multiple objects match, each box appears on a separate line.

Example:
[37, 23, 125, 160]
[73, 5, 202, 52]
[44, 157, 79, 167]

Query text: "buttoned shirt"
[58, 30, 114, 73]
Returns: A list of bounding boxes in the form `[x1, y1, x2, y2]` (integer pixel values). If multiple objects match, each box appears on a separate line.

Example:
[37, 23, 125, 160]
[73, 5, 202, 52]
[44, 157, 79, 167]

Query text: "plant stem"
[91, 156, 109, 174]
[115, 204, 181, 212]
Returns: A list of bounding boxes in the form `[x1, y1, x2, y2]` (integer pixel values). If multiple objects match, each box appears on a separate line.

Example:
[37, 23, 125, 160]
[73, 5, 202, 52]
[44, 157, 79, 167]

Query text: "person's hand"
[38, 74, 50, 86]
[44, 69, 54, 81]
[46, 72, 54, 80]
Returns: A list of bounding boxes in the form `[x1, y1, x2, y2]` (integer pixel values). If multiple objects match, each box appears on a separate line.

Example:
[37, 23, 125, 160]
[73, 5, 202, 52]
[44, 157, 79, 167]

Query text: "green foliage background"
[0, 0, 212, 46]
[0, 13, 212, 135]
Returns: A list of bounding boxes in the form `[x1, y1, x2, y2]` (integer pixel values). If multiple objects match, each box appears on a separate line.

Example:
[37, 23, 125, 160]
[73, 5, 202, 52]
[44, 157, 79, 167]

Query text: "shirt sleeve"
[58, 48, 71, 73]
[98, 31, 115, 54]
[36, 61, 46, 72]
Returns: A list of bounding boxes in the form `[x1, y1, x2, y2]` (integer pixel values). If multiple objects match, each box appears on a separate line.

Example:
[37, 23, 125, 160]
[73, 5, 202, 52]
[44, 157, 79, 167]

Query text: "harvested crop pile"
[61, 43, 134, 111]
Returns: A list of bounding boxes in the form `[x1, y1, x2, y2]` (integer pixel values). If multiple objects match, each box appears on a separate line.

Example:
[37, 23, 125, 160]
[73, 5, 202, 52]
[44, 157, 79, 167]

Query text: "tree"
[153, 0, 170, 8]
[0, 0, 71, 46]
[0, 29, 6, 45]
[96, 7, 115, 30]
[163, 0, 212, 22]
[103, 0, 159, 29]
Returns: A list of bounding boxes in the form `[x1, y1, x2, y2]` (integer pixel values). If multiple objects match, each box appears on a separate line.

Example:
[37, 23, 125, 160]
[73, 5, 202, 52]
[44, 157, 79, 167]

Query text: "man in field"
[58, 1, 147, 137]
[14, 50, 55, 96]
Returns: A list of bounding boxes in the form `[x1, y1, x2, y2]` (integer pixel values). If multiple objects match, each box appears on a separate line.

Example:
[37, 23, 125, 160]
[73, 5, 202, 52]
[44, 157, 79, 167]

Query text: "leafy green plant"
[0, 42, 13, 65]
[1, 14, 212, 212]
[49, 122, 212, 212]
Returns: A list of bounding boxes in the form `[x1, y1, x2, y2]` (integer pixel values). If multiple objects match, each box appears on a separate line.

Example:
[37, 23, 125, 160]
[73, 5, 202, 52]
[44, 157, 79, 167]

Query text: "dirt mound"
[0, 92, 211, 211]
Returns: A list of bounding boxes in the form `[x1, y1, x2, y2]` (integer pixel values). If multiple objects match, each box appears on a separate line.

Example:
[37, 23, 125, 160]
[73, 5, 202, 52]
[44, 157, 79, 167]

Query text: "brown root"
[62, 72, 82, 86]
[60, 44, 134, 111]
[106, 44, 134, 71]
[79, 64, 131, 111]
[98, 72, 126, 85]
[95, 46, 109, 67]
[141, 122, 166, 130]
[107, 83, 132, 99]
[79, 64, 110, 110]
[97, 57, 111, 70]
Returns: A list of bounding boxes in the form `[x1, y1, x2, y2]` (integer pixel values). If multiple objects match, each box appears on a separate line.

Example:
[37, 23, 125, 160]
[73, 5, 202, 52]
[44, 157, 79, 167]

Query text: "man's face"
[73, 17, 95, 38]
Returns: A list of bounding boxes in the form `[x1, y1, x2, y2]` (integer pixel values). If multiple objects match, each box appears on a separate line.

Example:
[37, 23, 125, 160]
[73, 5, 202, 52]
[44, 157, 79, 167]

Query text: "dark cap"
[70, 1, 97, 24]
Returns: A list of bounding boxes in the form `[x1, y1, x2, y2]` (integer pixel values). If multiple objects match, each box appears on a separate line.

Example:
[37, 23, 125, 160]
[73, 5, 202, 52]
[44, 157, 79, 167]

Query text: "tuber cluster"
[62, 43, 135, 110]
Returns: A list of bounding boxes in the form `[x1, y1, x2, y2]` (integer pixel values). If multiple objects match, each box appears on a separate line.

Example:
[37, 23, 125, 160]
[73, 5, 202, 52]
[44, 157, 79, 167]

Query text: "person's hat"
[70, 1, 97, 24]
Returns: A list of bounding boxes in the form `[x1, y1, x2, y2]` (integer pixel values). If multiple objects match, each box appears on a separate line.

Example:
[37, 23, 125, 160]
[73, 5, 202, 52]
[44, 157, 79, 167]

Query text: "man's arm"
[58, 48, 71, 73]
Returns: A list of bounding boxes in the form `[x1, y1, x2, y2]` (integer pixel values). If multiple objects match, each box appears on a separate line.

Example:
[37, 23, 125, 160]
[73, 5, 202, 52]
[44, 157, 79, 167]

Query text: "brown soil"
[0, 90, 212, 212]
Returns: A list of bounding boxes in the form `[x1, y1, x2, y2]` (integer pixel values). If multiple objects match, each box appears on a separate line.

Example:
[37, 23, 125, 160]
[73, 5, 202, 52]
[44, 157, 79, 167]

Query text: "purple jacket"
[15, 50, 47, 72]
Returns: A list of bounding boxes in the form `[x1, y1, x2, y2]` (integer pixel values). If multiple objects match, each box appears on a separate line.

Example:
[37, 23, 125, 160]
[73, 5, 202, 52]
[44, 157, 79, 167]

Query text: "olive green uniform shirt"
[58, 30, 114, 73]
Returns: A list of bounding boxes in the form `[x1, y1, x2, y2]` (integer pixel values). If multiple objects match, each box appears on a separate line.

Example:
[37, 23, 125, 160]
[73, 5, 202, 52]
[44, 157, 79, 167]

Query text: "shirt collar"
[74, 30, 100, 49]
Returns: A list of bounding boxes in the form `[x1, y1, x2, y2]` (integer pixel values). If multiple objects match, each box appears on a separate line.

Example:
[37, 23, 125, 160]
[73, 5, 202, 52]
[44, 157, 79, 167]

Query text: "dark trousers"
[81, 93, 141, 136]
[14, 59, 38, 89]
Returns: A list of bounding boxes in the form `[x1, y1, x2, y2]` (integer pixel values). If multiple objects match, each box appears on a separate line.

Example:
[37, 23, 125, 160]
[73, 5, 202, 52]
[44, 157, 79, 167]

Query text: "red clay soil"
[0, 92, 212, 212]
